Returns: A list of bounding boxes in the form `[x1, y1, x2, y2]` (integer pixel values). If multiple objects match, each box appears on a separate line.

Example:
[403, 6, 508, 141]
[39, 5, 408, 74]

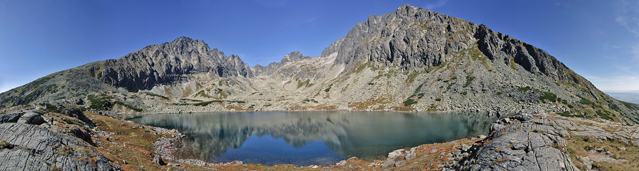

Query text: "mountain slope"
[0, 4, 638, 124]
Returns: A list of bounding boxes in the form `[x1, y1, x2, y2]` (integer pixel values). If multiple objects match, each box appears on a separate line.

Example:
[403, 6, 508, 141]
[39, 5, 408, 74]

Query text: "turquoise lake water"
[130, 111, 498, 166]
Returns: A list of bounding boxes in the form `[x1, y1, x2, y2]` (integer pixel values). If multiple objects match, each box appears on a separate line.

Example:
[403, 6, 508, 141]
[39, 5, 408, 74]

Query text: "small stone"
[388, 149, 405, 158]
[478, 135, 487, 139]
[381, 158, 395, 167]
[620, 147, 626, 151]
[462, 144, 471, 151]
[153, 156, 166, 165]
[430, 149, 438, 153]
[335, 160, 347, 166]
[406, 151, 416, 160]
[395, 160, 406, 167]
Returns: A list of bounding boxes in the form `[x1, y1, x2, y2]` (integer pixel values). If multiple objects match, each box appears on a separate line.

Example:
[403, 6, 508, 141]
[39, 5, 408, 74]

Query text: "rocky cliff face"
[85, 37, 254, 92]
[332, 4, 476, 72]
[251, 51, 311, 76]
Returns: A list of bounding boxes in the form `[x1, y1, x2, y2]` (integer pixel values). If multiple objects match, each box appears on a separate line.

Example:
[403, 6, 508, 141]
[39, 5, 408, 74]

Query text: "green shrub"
[435, 98, 441, 101]
[517, 87, 531, 92]
[497, 92, 502, 95]
[447, 83, 455, 90]
[114, 101, 142, 112]
[463, 76, 475, 88]
[324, 84, 333, 92]
[461, 92, 467, 95]
[414, 84, 423, 94]
[403, 99, 417, 107]
[557, 112, 571, 117]
[577, 95, 594, 105]
[145, 92, 168, 100]
[595, 110, 613, 121]
[620, 101, 639, 110]
[192, 100, 224, 106]
[45, 103, 58, 111]
[539, 92, 557, 103]
[88, 94, 108, 110]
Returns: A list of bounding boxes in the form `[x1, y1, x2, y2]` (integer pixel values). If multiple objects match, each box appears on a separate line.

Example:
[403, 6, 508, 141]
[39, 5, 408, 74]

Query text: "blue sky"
[0, 0, 638, 93]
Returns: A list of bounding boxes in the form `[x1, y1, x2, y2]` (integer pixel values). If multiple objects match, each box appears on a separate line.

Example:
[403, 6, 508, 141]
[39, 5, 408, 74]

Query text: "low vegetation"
[463, 76, 475, 88]
[88, 94, 111, 110]
[539, 91, 558, 103]
[114, 101, 142, 112]
[324, 84, 333, 92]
[517, 87, 531, 92]
[144, 92, 169, 100]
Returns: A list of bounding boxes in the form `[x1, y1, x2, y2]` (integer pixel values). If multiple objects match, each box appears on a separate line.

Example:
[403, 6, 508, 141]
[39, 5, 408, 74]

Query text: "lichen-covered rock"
[458, 114, 579, 171]
[0, 123, 121, 171]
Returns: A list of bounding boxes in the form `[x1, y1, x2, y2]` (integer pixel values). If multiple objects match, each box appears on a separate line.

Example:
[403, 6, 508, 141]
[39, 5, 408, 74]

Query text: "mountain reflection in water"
[130, 111, 499, 166]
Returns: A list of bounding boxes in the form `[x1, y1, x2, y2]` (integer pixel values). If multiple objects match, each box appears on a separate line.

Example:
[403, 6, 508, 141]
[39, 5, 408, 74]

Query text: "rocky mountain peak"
[281, 51, 310, 64]
[251, 51, 311, 76]
[330, 4, 476, 72]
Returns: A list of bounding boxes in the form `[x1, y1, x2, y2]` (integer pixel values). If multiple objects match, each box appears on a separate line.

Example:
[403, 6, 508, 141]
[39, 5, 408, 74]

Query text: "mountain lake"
[129, 111, 500, 166]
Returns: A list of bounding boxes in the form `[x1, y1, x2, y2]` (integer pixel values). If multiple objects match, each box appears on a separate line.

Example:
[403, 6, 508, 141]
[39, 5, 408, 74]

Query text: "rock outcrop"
[252, 51, 311, 76]
[0, 123, 120, 171]
[332, 4, 476, 72]
[86, 37, 254, 92]
[460, 114, 579, 170]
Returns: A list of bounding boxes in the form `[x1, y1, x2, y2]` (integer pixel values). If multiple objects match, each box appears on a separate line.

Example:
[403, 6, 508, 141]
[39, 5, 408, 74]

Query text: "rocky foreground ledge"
[2, 105, 639, 170]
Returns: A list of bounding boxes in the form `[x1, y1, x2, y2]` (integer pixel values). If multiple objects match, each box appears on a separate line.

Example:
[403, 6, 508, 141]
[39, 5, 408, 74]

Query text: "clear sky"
[1, 0, 638, 93]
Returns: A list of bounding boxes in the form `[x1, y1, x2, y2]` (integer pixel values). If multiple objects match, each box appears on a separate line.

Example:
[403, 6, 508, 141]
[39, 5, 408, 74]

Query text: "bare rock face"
[16, 111, 45, 125]
[458, 115, 579, 170]
[252, 51, 311, 76]
[85, 36, 254, 92]
[0, 123, 121, 171]
[332, 4, 477, 72]
[0, 112, 24, 124]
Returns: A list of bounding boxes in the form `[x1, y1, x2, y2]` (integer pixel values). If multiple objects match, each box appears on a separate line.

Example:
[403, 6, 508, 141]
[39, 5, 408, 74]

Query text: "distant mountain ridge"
[1, 4, 638, 125]
[86, 36, 254, 92]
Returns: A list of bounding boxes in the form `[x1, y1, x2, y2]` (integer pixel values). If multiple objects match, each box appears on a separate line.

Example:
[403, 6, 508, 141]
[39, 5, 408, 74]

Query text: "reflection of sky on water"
[131, 111, 499, 166]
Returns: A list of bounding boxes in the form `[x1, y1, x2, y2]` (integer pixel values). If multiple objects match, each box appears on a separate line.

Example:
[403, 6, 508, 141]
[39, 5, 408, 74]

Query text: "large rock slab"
[459, 114, 579, 170]
[0, 112, 24, 123]
[17, 111, 45, 125]
[0, 123, 121, 171]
